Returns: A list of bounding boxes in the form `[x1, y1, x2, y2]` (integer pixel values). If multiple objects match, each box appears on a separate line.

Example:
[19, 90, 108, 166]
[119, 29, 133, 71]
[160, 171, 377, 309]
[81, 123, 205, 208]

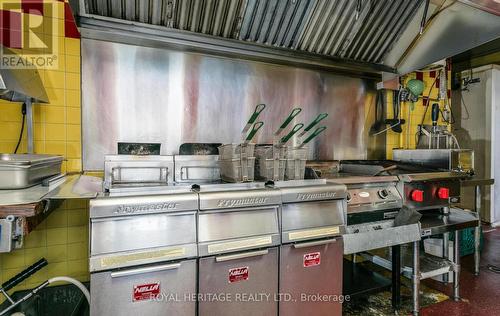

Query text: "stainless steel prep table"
[363, 207, 479, 316]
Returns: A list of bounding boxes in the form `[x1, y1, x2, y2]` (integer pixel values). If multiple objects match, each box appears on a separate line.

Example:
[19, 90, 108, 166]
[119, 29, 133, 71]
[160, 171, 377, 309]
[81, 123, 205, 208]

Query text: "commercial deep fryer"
[275, 180, 346, 316]
[89, 187, 198, 315]
[197, 183, 281, 316]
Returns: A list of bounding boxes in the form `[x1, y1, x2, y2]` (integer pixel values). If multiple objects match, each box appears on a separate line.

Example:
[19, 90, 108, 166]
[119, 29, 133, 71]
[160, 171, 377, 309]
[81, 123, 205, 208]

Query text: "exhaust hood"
[75, 0, 500, 75]
[0, 47, 49, 103]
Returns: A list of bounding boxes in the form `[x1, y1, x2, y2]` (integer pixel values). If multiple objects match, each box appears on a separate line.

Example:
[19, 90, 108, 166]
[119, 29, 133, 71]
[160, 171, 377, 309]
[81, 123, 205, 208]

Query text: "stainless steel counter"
[420, 208, 479, 236]
[0, 174, 102, 206]
[460, 177, 494, 187]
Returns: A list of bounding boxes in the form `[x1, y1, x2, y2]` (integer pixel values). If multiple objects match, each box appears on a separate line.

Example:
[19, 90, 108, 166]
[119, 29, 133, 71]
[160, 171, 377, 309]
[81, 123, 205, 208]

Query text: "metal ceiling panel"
[83, 0, 425, 65]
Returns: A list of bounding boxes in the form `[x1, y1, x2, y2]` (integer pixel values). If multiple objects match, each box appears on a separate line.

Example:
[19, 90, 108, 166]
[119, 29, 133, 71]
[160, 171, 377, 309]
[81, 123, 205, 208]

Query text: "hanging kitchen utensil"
[241, 104, 266, 141]
[385, 90, 405, 133]
[298, 126, 327, 148]
[274, 108, 302, 140]
[298, 113, 328, 138]
[369, 90, 386, 136]
[244, 121, 264, 144]
[280, 123, 304, 145]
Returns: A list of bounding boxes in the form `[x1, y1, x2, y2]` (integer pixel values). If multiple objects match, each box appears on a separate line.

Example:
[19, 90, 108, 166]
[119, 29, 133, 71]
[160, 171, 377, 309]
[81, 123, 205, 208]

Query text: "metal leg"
[442, 206, 450, 283]
[474, 185, 482, 275]
[453, 230, 460, 301]
[412, 241, 420, 316]
[443, 232, 450, 283]
[392, 245, 401, 310]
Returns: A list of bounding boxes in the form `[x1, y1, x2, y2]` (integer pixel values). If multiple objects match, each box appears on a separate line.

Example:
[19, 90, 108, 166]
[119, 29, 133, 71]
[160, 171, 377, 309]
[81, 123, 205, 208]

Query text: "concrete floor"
[421, 226, 500, 316]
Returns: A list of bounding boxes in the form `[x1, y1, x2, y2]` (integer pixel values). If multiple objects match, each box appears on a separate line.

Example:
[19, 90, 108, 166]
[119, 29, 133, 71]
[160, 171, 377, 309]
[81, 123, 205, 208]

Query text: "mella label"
[133, 282, 160, 301]
[303, 252, 321, 267]
[228, 266, 249, 283]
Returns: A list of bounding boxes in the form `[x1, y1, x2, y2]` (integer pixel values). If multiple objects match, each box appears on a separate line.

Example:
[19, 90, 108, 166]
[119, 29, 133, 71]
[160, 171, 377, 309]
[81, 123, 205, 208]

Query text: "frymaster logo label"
[0, 1, 59, 69]
[296, 192, 336, 201]
[115, 202, 179, 214]
[217, 197, 269, 207]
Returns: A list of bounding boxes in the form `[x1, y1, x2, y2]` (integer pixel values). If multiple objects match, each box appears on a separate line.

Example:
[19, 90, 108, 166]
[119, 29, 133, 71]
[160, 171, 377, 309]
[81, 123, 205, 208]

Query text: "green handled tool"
[241, 104, 266, 140]
[280, 123, 304, 145]
[274, 107, 302, 136]
[244, 121, 264, 144]
[298, 113, 328, 137]
[298, 126, 327, 148]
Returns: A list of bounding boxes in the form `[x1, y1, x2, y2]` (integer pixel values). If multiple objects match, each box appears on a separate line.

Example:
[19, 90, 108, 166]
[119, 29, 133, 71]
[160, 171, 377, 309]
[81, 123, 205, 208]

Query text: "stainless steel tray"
[0, 154, 63, 189]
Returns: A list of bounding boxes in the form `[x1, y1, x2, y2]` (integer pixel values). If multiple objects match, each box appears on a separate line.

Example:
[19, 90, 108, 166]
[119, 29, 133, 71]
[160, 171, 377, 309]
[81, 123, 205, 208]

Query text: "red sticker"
[303, 252, 321, 267]
[229, 266, 249, 283]
[133, 282, 160, 301]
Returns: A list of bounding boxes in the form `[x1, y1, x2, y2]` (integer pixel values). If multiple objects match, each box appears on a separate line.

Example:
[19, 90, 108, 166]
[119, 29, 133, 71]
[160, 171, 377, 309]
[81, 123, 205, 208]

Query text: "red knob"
[411, 190, 424, 202]
[437, 187, 449, 199]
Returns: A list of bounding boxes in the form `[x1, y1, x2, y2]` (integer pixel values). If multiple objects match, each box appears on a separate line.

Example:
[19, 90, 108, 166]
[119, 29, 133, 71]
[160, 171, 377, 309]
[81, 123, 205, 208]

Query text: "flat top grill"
[339, 160, 443, 176]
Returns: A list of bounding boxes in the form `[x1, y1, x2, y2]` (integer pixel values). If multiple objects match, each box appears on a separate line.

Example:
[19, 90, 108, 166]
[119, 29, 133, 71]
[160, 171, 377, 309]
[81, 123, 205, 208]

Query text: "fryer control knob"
[378, 189, 389, 199]
[410, 189, 424, 202]
[437, 187, 450, 199]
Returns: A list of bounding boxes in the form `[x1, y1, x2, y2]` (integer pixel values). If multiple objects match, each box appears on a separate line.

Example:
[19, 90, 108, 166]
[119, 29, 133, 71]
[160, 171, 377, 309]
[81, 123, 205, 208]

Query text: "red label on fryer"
[228, 266, 249, 283]
[133, 282, 160, 301]
[303, 252, 321, 267]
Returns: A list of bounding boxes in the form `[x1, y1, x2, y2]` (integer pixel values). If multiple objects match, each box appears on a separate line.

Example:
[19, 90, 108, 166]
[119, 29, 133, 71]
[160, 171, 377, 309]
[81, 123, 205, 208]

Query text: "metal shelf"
[362, 249, 456, 280]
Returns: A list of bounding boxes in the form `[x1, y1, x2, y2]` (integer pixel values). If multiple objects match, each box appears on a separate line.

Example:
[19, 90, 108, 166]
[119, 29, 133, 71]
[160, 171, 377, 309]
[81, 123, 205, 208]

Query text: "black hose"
[14, 103, 27, 154]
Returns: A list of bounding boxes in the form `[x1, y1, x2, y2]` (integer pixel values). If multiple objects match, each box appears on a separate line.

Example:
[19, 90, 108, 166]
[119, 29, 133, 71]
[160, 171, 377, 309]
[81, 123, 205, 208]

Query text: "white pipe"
[48, 277, 90, 304]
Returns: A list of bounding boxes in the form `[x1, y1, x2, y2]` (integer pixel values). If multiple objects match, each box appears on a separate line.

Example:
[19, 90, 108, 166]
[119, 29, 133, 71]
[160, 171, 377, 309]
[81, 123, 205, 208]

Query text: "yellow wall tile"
[68, 243, 88, 260]
[43, 106, 66, 124]
[44, 70, 66, 89]
[66, 124, 81, 141]
[65, 73, 80, 90]
[34, 140, 46, 153]
[45, 88, 65, 106]
[66, 141, 81, 159]
[66, 199, 88, 210]
[46, 262, 68, 279]
[65, 38, 80, 56]
[66, 89, 81, 107]
[2, 250, 25, 269]
[45, 124, 67, 141]
[66, 107, 81, 125]
[67, 259, 88, 277]
[23, 230, 47, 249]
[46, 227, 68, 246]
[66, 158, 82, 172]
[0, 104, 23, 122]
[45, 141, 66, 155]
[67, 209, 88, 227]
[67, 226, 87, 243]
[24, 248, 48, 268]
[0, 122, 22, 141]
[46, 208, 68, 228]
[66, 55, 80, 73]
[47, 244, 68, 263]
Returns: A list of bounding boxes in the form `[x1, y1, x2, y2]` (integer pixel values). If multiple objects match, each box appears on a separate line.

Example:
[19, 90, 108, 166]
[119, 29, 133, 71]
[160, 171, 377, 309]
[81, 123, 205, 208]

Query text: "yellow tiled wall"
[386, 69, 452, 159]
[0, 0, 87, 297]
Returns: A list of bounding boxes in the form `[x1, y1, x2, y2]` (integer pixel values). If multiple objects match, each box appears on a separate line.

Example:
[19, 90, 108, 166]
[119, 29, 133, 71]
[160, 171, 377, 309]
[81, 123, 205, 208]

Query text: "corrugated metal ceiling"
[83, 0, 424, 64]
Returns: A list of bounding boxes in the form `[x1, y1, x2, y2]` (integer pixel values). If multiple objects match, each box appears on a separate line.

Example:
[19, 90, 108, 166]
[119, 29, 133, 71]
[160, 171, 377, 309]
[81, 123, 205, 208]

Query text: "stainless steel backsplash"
[82, 38, 382, 170]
